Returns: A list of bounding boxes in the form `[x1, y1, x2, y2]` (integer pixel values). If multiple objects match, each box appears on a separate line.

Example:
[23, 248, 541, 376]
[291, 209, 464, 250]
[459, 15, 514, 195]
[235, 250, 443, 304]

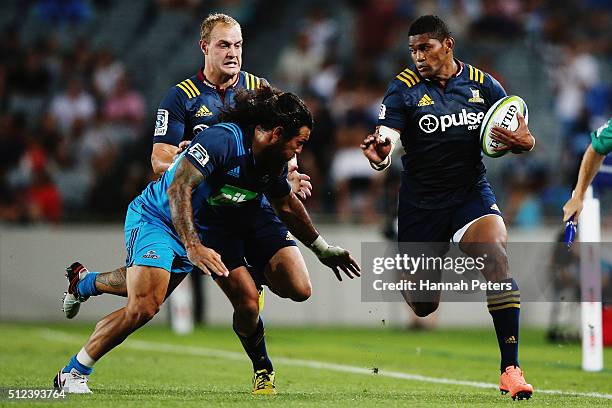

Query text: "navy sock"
[77, 272, 100, 297]
[234, 317, 273, 372]
[487, 278, 520, 372]
[62, 355, 93, 375]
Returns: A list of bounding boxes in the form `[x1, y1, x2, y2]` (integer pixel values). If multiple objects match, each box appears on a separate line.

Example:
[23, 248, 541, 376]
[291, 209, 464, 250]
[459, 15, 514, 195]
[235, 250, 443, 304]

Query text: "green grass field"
[1, 323, 611, 407]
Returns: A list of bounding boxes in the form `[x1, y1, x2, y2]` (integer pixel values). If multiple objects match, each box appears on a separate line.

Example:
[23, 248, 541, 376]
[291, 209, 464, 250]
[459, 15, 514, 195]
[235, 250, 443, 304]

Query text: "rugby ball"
[480, 95, 529, 158]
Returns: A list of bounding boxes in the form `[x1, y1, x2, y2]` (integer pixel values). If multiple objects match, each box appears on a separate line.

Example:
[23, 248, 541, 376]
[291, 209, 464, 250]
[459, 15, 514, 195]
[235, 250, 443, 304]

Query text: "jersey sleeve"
[153, 86, 187, 146]
[591, 119, 612, 155]
[483, 73, 507, 106]
[377, 82, 407, 132]
[184, 126, 234, 179]
[265, 165, 291, 198]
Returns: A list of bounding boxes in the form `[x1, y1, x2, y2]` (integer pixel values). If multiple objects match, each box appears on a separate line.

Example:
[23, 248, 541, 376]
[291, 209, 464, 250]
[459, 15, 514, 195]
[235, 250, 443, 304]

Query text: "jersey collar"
[196, 67, 240, 90]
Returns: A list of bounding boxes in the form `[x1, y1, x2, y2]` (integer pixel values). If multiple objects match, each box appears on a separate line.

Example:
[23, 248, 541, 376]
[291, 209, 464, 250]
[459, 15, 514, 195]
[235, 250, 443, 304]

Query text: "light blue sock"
[62, 355, 93, 375]
[76, 272, 100, 297]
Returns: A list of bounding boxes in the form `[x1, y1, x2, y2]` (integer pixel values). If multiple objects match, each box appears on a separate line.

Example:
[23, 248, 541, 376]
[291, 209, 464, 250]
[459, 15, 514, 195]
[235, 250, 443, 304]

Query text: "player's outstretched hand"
[562, 196, 584, 222]
[287, 158, 313, 200]
[361, 133, 392, 164]
[490, 113, 535, 153]
[187, 243, 229, 277]
[172, 140, 192, 161]
[316, 246, 361, 281]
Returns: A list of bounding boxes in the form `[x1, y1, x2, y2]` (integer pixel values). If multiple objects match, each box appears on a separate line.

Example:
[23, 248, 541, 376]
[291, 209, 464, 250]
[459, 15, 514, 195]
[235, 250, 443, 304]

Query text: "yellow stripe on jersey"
[398, 71, 416, 86]
[244, 72, 251, 90]
[185, 79, 200, 96]
[177, 82, 195, 98]
[469, 66, 484, 84]
[404, 69, 420, 84]
[396, 68, 420, 88]
[256, 76, 261, 89]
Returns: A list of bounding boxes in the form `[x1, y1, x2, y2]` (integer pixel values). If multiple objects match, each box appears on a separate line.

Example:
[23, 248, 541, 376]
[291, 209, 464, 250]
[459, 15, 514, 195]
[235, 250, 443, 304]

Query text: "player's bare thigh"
[263, 246, 312, 302]
[458, 214, 510, 282]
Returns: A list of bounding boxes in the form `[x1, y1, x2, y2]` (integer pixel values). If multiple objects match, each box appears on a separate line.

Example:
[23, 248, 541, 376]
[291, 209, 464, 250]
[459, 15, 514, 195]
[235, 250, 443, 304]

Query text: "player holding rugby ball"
[361, 15, 535, 400]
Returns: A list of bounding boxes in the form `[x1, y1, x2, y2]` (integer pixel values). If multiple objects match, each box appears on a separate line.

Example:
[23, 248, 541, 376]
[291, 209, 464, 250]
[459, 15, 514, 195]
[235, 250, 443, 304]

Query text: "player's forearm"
[271, 194, 319, 245]
[168, 184, 200, 250]
[573, 144, 606, 199]
[151, 144, 179, 175]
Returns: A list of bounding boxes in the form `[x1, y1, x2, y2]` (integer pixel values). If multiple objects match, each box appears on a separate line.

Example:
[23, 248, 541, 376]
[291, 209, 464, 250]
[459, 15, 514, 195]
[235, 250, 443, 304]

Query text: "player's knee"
[482, 243, 509, 281]
[411, 302, 439, 317]
[125, 299, 161, 326]
[235, 297, 260, 320]
[289, 281, 312, 302]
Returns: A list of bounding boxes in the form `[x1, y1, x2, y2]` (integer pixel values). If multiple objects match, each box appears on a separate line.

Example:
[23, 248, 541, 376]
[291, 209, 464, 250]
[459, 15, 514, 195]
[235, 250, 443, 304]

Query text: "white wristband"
[370, 155, 391, 171]
[310, 235, 329, 256]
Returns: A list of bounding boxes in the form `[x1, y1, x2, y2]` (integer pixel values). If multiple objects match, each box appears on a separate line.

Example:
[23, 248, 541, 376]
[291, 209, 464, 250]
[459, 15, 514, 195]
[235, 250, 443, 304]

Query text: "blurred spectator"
[553, 41, 600, 136]
[330, 111, 382, 223]
[93, 50, 125, 98]
[25, 167, 62, 223]
[102, 74, 145, 134]
[300, 7, 339, 60]
[275, 32, 323, 94]
[49, 78, 95, 134]
[50, 120, 93, 211]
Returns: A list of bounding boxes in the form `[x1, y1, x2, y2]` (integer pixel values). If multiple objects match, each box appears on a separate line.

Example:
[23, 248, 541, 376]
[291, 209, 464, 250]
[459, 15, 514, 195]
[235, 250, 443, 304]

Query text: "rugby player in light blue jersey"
[61, 13, 313, 320]
[361, 15, 535, 400]
[54, 87, 360, 394]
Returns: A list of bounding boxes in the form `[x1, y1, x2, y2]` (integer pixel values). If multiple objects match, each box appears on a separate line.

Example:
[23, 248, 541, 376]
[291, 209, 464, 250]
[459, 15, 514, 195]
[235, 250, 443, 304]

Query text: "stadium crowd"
[0, 0, 610, 225]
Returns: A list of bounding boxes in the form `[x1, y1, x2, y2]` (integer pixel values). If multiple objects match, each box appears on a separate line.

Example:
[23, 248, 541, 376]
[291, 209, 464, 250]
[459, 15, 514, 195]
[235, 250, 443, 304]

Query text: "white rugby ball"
[480, 95, 529, 158]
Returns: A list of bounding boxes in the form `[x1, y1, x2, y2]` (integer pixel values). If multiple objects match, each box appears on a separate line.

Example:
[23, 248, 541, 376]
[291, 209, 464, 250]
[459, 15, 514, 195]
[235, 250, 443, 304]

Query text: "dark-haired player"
[54, 87, 360, 394]
[361, 15, 535, 400]
[62, 13, 314, 319]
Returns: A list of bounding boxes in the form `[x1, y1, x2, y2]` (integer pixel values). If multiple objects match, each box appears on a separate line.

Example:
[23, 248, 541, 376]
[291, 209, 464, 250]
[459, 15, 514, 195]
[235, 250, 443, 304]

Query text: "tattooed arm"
[167, 158, 228, 276]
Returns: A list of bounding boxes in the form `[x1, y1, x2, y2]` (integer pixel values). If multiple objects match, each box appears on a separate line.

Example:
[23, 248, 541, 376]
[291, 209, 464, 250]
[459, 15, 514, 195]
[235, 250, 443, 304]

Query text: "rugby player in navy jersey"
[54, 87, 360, 394]
[361, 15, 535, 400]
[63, 14, 312, 316]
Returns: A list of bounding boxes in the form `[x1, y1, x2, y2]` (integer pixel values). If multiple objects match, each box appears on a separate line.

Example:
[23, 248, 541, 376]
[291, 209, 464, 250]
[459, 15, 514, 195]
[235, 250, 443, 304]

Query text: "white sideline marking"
[40, 329, 612, 400]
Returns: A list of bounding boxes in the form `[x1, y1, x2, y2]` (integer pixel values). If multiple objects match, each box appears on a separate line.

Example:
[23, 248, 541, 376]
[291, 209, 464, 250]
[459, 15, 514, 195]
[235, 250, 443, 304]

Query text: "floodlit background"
[0, 0, 610, 327]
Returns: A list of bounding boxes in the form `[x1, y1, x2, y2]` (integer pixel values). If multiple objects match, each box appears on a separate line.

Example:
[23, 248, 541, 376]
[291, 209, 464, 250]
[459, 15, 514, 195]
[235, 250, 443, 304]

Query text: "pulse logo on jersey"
[187, 143, 209, 167]
[155, 109, 169, 136]
[418, 109, 486, 134]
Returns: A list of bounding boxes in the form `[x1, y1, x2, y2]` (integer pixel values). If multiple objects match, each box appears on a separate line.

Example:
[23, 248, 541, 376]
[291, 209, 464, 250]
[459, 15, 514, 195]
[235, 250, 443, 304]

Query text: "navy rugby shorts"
[398, 181, 502, 256]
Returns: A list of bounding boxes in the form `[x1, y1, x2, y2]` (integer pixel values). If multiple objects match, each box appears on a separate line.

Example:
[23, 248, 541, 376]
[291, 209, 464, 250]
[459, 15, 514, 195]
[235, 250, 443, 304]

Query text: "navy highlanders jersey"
[378, 61, 506, 209]
[153, 70, 268, 146]
[135, 123, 290, 239]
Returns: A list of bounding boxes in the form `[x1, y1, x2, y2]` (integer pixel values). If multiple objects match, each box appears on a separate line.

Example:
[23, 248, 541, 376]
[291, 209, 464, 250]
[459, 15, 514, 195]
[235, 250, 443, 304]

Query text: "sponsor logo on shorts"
[286, 232, 294, 241]
[142, 250, 160, 259]
[490, 203, 500, 213]
[154, 109, 169, 136]
[188, 143, 209, 167]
